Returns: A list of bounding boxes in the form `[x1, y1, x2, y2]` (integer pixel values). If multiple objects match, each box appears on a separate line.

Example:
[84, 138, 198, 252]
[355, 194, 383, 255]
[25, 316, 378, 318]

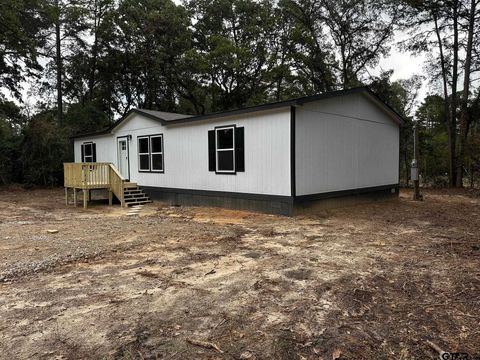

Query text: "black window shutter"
[92, 143, 97, 162]
[235, 127, 245, 172]
[208, 130, 215, 171]
[81, 144, 85, 162]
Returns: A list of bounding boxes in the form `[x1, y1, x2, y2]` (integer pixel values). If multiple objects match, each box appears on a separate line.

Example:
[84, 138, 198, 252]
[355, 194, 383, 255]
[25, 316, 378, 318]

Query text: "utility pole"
[412, 121, 422, 201]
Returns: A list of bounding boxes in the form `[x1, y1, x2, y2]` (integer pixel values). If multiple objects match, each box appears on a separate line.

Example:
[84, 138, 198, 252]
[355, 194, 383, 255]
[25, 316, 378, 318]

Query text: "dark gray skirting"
[142, 184, 399, 216]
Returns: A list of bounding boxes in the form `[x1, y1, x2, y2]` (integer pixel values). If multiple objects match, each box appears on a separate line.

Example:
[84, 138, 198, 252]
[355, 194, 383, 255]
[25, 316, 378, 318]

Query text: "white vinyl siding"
[74, 135, 113, 164]
[295, 92, 400, 196]
[112, 108, 291, 196]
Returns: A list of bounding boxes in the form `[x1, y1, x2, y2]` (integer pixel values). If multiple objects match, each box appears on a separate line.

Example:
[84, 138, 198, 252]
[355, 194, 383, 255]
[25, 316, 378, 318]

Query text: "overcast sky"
[377, 45, 429, 115]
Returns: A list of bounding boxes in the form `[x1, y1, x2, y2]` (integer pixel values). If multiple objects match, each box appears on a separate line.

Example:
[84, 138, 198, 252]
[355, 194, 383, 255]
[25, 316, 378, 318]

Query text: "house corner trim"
[290, 105, 296, 197]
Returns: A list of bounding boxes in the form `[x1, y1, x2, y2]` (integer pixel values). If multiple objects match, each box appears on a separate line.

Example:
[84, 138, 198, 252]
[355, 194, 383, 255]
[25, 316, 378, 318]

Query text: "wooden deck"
[63, 163, 128, 208]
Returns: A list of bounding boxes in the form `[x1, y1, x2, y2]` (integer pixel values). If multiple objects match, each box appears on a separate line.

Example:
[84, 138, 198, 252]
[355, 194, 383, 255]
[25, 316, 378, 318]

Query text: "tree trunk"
[403, 135, 409, 187]
[455, 0, 476, 187]
[470, 164, 474, 189]
[413, 122, 422, 200]
[88, 0, 98, 102]
[450, 0, 459, 186]
[340, 42, 347, 90]
[55, 0, 63, 127]
[433, 12, 453, 187]
[211, 73, 216, 112]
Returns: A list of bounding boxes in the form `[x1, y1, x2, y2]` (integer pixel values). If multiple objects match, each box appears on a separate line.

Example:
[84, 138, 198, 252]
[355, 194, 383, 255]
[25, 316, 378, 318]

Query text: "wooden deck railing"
[64, 163, 126, 207]
[108, 164, 125, 206]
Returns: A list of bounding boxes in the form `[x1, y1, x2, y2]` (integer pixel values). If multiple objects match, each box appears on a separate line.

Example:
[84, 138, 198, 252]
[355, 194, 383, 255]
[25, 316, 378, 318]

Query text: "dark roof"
[71, 87, 404, 139]
[135, 109, 192, 121]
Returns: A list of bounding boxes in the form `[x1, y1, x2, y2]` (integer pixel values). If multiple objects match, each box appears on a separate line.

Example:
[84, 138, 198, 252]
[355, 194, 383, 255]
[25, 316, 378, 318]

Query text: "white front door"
[117, 138, 129, 180]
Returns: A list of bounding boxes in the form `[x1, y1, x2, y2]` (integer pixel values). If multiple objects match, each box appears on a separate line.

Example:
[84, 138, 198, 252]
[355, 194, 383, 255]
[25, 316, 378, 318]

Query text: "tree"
[186, 0, 290, 112]
[279, 0, 397, 91]
[318, 0, 398, 88]
[63, 0, 116, 103]
[399, 0, 480, 186]
[463, 87, 480, 187]
[456, 0, 479, 186]
[63, 0, 118, 124]
[97, 0, 192, 115]
[278, 0, 337, 94]
[20, 109, 69, 185]
[416, 95, 449, 184]
[0, 0, 45, 99]
[40, 0, 90, 126]
[0, 101, 25, 184]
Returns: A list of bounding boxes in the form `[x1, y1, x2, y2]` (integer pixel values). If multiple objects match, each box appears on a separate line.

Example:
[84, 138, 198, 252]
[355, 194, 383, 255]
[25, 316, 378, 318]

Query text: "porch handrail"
[108, 163, 126, 206]
[64, 162, 111, 188]
[64, 162, 126, 207]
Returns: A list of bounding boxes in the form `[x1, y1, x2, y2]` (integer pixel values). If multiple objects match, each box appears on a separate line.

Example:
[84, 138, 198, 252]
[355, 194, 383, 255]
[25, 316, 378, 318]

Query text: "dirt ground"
[0, 187, 479, 360]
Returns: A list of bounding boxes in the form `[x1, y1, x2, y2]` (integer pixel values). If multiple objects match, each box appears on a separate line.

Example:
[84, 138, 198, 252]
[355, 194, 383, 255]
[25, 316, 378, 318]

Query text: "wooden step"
[122, 183, 151, 206]
[125, 196, 150, 202]
[126, 199, 152, 206]
[125, 197, 148, 202]
[124, 192, 147, 198]
[124, 189, 143, 194]
[124, 195, 148, 201]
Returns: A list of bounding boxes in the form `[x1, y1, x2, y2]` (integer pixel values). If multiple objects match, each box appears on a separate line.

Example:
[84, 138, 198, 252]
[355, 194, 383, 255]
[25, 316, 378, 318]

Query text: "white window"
[138, 135, 164, 172]
[81, 142, 95, 162]
[215, 126, 235, 173]
[138, 136, 150, 171]
[150, 135, 163, 172]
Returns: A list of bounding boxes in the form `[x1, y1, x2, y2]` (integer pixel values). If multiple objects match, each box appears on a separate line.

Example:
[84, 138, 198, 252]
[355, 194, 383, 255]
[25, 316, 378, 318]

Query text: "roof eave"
[71, 87, 405, 139]
[71, 109, 169, 139]
[362, 89, 406, 126]
[293, 86, 405, 126]
[70, 130, 111, 140]
[165, 100, 296, 125]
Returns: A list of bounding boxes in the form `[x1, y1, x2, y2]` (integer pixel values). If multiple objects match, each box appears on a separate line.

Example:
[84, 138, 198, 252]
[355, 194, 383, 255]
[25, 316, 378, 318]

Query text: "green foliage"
[64, 102, 112, 135]
[185, 0, 290, 112]
[416, 95, 445, 130]
[419, 130, 449, 182]
[20, 110, 70, 186]
[0, 102, 24, 184]
[414, 95, 450, 184]
[279, 0, 397, 91]
[0, 0, 46, 98]
[104, 0, 192, 113]
[278, 0, 338, 94]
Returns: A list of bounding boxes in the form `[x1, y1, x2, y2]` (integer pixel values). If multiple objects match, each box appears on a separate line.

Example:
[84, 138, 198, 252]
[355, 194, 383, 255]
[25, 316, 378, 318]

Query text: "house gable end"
[296, 90, 402, 127]
[112, 111, 166, 134]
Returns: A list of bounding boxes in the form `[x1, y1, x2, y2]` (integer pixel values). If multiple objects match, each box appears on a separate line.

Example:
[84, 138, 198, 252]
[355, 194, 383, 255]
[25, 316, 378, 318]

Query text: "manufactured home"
[65, 87, 402, 215]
